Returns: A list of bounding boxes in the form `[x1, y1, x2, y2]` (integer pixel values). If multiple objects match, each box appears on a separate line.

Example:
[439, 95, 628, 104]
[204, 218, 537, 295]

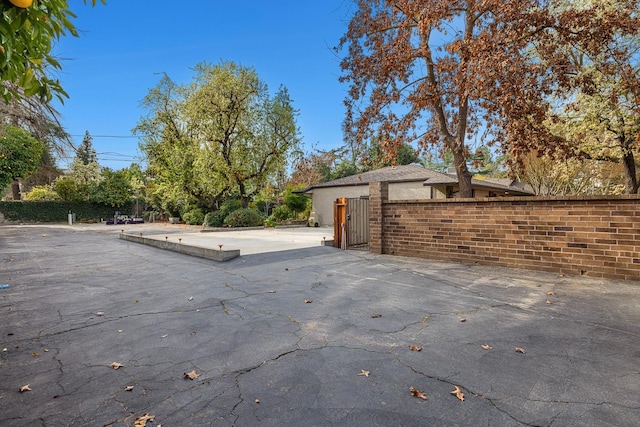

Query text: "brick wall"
[369, 182, 640, 281]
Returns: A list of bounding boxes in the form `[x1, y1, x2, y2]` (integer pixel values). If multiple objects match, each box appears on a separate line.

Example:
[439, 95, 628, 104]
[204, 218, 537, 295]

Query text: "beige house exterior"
[299, 165, 533, 227]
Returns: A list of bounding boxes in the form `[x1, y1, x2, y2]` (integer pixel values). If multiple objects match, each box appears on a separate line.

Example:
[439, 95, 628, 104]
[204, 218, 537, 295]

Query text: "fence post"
[369, 181, 388, 254]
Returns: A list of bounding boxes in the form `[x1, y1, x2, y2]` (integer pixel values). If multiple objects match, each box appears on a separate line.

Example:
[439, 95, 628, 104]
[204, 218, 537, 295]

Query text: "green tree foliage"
[68, 157, 101, 185]
[513, 150, 625, 195]
[90, 168, 132, 207]
[0, 0, 105, 102]
[76, 131, 97, 165]
[53, 176, 86, 201]
[424, 146, 507, 177]
[136, 62, 301, 212]
[0, 88, 69, 186]
[0, 125, 44, 190]
[360, 140, 420, 171]
[283, 185, 310, 219]
[135, 73, 222, 213]
[24, 184, 59, 201]
[547, 66, 640, 193]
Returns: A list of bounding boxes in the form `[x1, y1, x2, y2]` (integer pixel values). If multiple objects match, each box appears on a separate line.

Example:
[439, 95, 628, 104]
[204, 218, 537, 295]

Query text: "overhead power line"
[70, 134, 138, 139]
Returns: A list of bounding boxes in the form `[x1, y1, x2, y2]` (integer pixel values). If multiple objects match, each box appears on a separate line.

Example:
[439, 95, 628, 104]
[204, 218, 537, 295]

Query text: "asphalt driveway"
[1, 224, 639, 426]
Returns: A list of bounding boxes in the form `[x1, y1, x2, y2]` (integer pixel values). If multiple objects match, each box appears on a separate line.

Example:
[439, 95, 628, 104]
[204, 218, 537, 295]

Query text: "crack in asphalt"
[4, 227, 638, 426]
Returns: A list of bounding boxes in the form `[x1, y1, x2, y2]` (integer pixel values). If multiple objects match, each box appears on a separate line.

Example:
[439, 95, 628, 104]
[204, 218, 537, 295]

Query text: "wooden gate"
[333, 197, 369, 249]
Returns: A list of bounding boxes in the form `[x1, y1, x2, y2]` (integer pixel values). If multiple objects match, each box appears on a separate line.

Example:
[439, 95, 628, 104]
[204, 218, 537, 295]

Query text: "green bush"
[220, 198, 242, 216]
[181, 208, 205, 225]
[270, 205, 292, 222]
[24, 185, 59, 201]
[283, 189, 309, 218]
[0, 201, 132, 222]
[223, 208, 264, 227]
[54, 177, 88, 202]
[203, 198, 244, 227]
[203, 210, 225, 227]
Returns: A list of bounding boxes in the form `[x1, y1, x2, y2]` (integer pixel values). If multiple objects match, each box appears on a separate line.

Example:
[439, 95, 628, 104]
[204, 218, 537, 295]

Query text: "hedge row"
[0, 201, 132, 223]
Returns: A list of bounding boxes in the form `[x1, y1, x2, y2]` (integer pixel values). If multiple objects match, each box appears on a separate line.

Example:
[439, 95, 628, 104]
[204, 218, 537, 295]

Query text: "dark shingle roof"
[300, 165, 447, 192]
[299, 164, 533, 195]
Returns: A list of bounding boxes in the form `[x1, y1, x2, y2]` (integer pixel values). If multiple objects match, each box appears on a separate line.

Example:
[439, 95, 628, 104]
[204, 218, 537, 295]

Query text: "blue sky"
[52, 1, 354, 170]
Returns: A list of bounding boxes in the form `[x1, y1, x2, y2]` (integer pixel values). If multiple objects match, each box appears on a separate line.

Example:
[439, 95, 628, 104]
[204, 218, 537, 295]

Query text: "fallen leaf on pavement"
[304, 299, 312, 303]
[358, 370, 370, 377]
[459, 318, 466, 322]
[110, 362, 123, 370]
[125, 385, 134, 391]
[371, 313, 382, 318]
[184, 369, 199, 380]
[133, 300, 138, 304]
[19, 384, 31, 392]
[547, 291, 556, 295]
[481, 344, 492, 350]
[409, 345, 422, 352]
[515, 347, 526, 354]
[451, 385, 465, 401]
[546, 300, 552, 304]
[421, 316, 429, 323]
[133, 413, 155, 427]
[32, 352, 39, 357]
[409, 386, 427, 400]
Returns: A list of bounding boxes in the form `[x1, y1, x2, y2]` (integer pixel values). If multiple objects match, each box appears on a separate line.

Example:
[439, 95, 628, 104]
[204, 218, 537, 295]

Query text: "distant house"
[298, 165, 533, 227]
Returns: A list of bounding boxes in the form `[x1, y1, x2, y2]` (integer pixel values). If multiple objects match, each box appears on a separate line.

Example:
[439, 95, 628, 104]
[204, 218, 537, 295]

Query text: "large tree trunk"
[621, 149, 638, 194]
[11, 181, 21, 200]
[452, 141, 473, 198]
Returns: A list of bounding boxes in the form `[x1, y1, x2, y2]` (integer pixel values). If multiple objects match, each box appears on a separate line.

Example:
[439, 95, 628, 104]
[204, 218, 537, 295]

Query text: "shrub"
[203, 210, 225, 227]
[203, 198, 244, 227]
[270, 205, 292, 222]
[220, 198, 242, 215]
[223, 208, 264, 227]
[54, 177, 88, 202]
[181, 207, 205, 225]
[283, 189, 309, 218]
[0, 201, 131, 222]
[25, 185, 59, 201]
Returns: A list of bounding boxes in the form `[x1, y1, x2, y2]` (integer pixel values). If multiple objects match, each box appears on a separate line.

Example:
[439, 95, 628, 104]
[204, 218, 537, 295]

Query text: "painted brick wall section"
[369, 182, 640, 281]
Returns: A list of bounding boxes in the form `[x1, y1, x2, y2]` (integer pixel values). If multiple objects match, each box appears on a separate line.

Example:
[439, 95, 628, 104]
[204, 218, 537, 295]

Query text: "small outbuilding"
[297, 165, 533, 227]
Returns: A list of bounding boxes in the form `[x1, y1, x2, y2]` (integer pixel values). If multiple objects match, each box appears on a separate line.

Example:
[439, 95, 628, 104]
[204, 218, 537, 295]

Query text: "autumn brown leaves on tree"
[339, 0, 640, 197]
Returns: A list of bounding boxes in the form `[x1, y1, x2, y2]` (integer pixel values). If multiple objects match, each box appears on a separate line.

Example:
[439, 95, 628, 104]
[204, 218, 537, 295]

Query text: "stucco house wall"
[388, 181, 433, 200]
[309, 185, 368, 227]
